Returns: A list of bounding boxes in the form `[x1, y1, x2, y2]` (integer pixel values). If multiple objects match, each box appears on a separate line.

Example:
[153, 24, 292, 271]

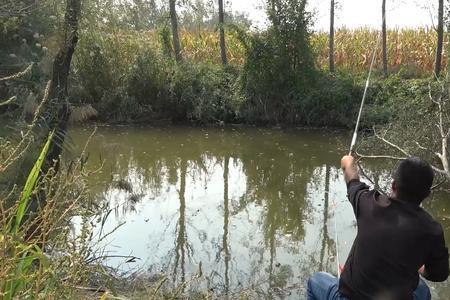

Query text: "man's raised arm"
[341, 155, 369, 217]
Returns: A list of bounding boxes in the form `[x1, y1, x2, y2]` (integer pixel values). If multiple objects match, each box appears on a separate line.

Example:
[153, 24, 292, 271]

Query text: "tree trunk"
[27, 0, 81, 242]
[382, 0, 388, 78]
[44, 0, 81, 170]
[268, 0, 279, 30]
[329, 0, 335, 73]
[435, 0, 444, 77]
[218, 0, 228, 65]
[169, 0, 182, 62]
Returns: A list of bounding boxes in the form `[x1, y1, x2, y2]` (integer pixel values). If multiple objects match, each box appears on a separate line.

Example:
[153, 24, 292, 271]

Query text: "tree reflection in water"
[222, 156, 230, 295]
[319, 166, 331, 271]
[173, 159, 188, 285]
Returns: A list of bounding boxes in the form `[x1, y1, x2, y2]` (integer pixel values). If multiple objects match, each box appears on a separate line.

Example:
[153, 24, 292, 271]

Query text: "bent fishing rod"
[333, 30, 383, 279]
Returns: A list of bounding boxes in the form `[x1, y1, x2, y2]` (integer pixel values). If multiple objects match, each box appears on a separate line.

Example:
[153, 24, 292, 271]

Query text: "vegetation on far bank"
[1, 1, 447, 128]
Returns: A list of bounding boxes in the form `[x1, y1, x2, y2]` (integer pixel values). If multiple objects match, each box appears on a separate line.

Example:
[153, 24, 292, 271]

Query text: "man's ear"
[391, 180, 397, 193]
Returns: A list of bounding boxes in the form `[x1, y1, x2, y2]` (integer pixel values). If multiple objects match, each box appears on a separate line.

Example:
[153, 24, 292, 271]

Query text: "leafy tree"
[238, 0, 317, 123]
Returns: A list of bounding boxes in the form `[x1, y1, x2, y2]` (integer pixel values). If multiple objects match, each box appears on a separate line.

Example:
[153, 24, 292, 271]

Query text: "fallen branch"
[85, 255, 141, 264]
[73, 285, 107, 293]
[0, 96, 16, 107]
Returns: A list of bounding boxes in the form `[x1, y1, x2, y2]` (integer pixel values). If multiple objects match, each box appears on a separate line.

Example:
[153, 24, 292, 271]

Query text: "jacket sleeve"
[424, 224, 450, 282]
[346, 179, 370, 217]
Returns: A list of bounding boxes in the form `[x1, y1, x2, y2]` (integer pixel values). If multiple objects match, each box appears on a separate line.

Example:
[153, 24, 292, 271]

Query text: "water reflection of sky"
[68, 127, 450, 299]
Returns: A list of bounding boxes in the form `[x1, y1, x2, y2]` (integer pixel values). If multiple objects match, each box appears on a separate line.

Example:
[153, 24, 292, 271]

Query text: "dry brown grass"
[69, 104, 98, 124]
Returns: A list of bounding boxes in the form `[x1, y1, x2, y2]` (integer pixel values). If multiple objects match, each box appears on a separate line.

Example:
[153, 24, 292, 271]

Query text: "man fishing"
[307, 155, 449, 300]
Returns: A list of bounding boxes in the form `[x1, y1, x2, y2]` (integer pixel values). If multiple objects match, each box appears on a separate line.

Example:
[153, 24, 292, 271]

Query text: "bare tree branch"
[357, 152, 448, 177]
[355, 152, 407, 161]
[432, 178, 447, 190]
[373, 127, 411, 157]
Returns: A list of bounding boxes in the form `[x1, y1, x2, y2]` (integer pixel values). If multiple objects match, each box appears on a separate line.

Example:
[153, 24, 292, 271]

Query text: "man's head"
[392, 157, 434, 205]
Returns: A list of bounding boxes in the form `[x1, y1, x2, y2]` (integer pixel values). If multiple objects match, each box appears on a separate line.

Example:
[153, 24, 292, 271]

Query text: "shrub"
[167, 63, 238, 123]
[298, 73, 361, 127]
[126, 48, 168, 109]
[73, 32, 167, 122]
[363, 75, 432, 127]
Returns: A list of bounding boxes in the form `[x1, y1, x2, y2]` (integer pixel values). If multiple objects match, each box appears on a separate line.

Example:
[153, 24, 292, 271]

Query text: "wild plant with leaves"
[0, 66, 99, 298]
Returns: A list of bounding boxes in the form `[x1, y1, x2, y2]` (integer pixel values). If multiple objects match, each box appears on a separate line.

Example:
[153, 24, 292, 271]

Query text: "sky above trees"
[231, 0, 435, 31]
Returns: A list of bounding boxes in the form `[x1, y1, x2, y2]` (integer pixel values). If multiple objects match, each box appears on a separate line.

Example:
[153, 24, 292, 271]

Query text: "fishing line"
[332, 196, 341, 278]
[333, 18, 384, 278]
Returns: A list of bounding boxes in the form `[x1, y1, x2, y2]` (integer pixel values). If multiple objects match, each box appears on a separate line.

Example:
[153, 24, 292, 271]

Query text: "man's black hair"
[393, 157, 434, 204]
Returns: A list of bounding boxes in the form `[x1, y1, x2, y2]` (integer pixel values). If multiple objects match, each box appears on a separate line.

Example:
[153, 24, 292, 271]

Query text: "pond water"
[68, 126, 450, 298]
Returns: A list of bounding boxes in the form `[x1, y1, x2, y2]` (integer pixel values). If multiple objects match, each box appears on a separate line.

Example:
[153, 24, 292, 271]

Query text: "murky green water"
[68, 126, 450, 298]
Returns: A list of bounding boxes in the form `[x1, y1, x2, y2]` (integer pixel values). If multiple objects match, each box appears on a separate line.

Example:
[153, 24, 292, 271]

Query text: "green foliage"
[363, 74, 432, 127]
[0, 17, 21, 44]
[168, 63, 238, 123]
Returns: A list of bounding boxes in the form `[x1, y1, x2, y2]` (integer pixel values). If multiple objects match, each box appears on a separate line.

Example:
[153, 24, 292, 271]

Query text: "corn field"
[142, 29, 247, 65]
[79, 27, 446, 75]
[312, 28, 448, 74]
[166, 28, 447, 74]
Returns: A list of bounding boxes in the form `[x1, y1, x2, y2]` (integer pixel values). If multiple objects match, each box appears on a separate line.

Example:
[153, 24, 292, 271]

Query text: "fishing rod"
[349, 32, 383, 154]
[333, 28, 383, 279]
